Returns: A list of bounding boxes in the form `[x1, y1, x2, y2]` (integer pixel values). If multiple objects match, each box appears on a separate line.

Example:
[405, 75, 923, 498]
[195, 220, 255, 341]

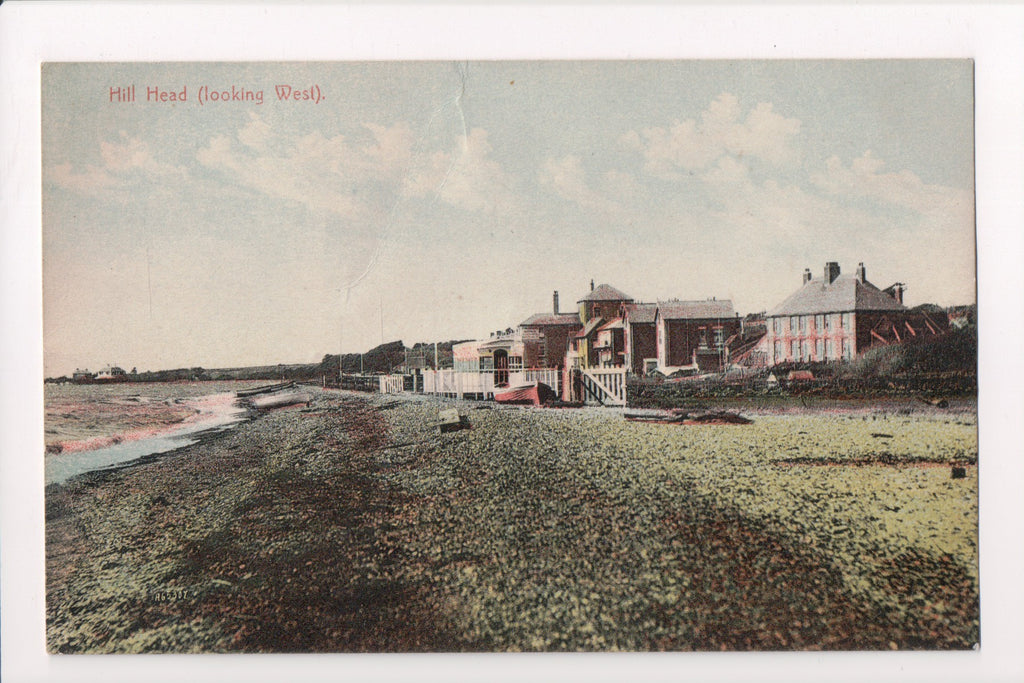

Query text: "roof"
[479, 337, 518, 351]
[656, 299, 736, 320]
[575, 316, 605, 338]
[622, 303, 657, 324]
[519, 312, 582, 327]
[578, 284, 633, 303]
[768, 274, 906, 316]
[596, 317, 625, 332]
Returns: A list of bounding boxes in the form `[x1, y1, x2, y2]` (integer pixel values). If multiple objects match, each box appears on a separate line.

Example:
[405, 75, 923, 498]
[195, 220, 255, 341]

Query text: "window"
[791, 340, 799, 359]
[800, 316, 808, 334]
[713, 327, 724, 348]
[698, 327, 708, 349]
[842, 312, 852, 330]
[823, 314, 830, 331]
[773, 318, 782, 335]
[825, 339, 833, 359]
[815, 339, 823, 360]
[789, 316, 798, 333]
[842, 339, 852, 360]
[802, 340, 811, 361]
[814, 314, 824, 331]
[774, 341, 782, 363]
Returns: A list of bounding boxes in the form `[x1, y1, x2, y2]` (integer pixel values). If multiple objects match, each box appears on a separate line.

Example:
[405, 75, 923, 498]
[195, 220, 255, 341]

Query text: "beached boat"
[250, 390, 310, 409]
[235, 381, 295, 398]
[624, 408, 752, 425]
[493, 382, 557, 406]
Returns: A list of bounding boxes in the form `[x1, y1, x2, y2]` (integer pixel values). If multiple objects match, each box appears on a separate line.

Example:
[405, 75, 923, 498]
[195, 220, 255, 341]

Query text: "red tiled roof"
[768, 275, 906, 316]
[578, 284, 633, 303]
[656, 299, 736, 320]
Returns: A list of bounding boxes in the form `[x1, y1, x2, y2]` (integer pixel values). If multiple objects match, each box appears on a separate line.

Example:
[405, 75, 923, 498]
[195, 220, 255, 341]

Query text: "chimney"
[802, 268, 812, 284]
[590, 279, 595, 291]
[856, 262, 866, 283]
[824, 261, 840, 285]
[553, 291, 560, 314]
[893, 283, 904, 304]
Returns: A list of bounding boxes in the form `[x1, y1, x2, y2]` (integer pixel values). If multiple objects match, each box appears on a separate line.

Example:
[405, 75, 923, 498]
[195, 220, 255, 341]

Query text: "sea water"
[45, 391, 249, 486]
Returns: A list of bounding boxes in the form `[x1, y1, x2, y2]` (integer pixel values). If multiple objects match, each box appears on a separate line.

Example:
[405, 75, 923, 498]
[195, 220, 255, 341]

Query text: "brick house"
[518, 291, 582, 369]
[654, 299, 741, 372]
[571, 283, 634, 369]
[763, 261, 947, 365]
[621, 303, 658, 375]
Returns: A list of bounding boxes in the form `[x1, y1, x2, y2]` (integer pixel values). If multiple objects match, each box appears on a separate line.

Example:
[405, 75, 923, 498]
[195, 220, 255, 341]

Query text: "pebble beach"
[45, 387, 979, 653]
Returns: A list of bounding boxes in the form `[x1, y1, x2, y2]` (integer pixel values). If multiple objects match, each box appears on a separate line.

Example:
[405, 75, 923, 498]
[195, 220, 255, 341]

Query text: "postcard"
[4, 4, 1023, 683]
[40, 57, 979, 652]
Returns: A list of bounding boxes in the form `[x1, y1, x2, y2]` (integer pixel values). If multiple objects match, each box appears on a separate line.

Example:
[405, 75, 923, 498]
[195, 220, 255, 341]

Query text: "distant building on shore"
[72, 368, 95, 383]
[94, 365, 128, 381]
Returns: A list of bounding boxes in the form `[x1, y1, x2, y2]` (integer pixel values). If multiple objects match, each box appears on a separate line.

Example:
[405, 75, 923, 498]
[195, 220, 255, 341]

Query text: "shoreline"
[46, 388, 978, 652]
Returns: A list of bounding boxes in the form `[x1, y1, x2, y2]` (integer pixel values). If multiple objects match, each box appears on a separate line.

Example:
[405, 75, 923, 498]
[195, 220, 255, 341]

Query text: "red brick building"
[621, 303, 658, 375]
[655, 300, 741, 372]
[763, 261, 947, 365]
[518, 291, 582, 369]
[572, 283, 634, 369]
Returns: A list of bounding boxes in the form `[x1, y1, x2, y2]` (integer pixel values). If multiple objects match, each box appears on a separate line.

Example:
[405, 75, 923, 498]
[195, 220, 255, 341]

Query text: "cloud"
[197, 116, 419, 221]
[199, 116, 516, 221]
[811, 151, 973, 221]
[538, 154, 622, 215]
[48, 133, 186, 193]
[403, 127, 516, 214]
[622, 93, 802, 180]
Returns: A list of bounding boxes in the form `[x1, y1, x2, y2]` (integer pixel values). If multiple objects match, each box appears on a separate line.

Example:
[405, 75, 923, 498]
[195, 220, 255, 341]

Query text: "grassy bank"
[46, 389, 978, 652]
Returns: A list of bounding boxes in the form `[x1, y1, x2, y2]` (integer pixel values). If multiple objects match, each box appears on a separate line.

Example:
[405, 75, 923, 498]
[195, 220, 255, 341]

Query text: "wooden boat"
[493, 382, 556, 406]
[624, 408, 752, 425]
[250, 390, 310, 409]
[236, 381, 295, 398]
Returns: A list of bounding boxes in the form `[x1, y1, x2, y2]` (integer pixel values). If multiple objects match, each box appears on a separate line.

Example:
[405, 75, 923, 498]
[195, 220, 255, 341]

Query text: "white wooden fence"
[421, 369, 561, 399]
[579, 367, 627, 406]
[378, 375, 405, 394]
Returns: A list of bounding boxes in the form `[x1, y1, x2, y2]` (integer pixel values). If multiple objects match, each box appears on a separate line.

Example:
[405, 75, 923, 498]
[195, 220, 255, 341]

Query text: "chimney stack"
[893, 284, 904, 304]
[590, 279, 595, 291]
[553, 291, 560, 314]
[802, 268, 812, 284]
[856, 262, 866, 283]
[824, 261, 840, 285]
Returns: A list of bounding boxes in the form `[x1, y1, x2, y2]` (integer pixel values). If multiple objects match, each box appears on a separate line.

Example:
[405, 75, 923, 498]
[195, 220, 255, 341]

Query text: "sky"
[42, 60, 976, 377]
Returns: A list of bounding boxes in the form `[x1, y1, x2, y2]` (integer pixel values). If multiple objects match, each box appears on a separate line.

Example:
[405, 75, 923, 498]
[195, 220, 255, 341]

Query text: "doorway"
[493, 350, 509, 387]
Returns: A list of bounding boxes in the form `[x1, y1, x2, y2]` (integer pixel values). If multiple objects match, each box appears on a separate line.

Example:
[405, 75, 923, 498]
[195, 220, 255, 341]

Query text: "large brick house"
[654, 299, 741, 372]
[763, 261, 947, 365]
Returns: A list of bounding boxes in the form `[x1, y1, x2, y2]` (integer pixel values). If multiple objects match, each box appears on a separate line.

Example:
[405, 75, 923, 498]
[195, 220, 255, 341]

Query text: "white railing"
[580, 367, 627, 406]
[521, 368, 561, 391]
[421, 368, 562, 399]
[423, 369, 494, 398]
[378, 375, 404, 394]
